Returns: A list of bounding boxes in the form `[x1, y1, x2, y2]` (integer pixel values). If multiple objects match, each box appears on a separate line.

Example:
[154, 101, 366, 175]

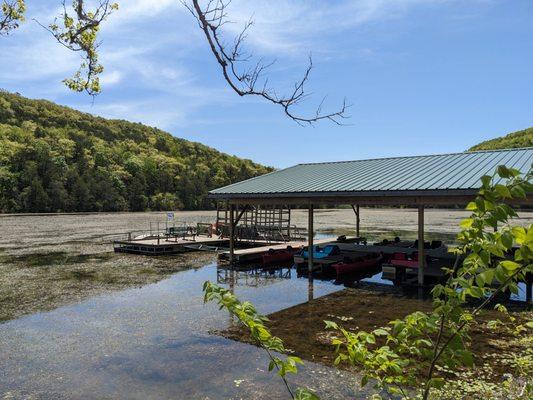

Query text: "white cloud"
[220, 0, 459, 55]
[100, 70, 123, 86]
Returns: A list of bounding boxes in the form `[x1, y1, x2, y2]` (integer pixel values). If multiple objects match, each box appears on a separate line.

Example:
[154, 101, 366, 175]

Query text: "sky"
[0, 0, 532, 168]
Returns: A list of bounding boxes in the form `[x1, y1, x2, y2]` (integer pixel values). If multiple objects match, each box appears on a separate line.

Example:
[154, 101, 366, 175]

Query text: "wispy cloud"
[0, 0, 491, 133]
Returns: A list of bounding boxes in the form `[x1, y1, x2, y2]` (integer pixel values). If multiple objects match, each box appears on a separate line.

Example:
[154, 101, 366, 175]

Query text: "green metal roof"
[209, 148, 533, 200]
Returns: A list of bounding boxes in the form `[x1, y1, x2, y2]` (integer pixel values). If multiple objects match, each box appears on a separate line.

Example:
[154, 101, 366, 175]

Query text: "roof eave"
[207, 188, 480, 200]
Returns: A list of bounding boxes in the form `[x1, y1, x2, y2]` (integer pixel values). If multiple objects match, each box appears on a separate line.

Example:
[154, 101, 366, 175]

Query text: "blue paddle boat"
[300, 244, 341, 260]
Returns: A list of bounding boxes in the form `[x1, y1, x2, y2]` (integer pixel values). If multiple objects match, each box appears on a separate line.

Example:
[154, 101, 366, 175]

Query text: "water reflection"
[0, 260, 365, 399]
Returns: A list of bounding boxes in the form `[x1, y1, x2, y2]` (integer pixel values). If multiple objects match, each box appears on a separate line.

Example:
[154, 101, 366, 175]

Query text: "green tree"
[0, 90, 272, 213]
[22, 178, 49, 212]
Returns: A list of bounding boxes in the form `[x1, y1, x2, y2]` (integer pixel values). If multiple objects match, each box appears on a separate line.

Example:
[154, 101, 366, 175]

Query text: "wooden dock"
[218, 237, 338, 263]
[114, 235, 230, 255]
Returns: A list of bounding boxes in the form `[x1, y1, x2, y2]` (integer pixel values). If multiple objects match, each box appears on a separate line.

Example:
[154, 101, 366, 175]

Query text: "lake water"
[1, 210, 532, 399]
[0, 259, 368, 399]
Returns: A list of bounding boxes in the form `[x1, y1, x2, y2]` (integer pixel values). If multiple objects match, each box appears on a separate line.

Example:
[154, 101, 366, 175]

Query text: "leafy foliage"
[469, 127, 533, 151]
[0, 90, 272, 212]
[46, 1, 119, 96]
[0, 0, 25, 36]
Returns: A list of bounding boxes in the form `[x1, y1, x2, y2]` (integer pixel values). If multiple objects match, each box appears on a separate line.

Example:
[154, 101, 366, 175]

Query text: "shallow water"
[0, 259, 370, 399]
[1, 210, 532, 398]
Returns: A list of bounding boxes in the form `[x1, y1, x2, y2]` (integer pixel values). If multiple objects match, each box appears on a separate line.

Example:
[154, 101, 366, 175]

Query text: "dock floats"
[113, 235, 230, 255]
[113, 234, 309, 256]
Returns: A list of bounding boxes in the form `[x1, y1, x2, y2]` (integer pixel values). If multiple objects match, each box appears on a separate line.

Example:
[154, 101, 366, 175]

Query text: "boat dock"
[113, 235, 231, 255]
[218, 237, 337, 263]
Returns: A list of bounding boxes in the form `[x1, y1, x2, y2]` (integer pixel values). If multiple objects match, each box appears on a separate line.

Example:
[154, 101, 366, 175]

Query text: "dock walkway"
[218, 237, 337, 263]
[114, 235, 230, 255]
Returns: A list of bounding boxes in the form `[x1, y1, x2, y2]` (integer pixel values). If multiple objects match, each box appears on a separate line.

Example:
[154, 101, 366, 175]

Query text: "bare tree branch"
[183, 0, 350, 126]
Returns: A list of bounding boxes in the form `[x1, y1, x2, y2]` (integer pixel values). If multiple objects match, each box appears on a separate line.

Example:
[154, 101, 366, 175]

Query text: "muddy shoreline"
[221, 287, 532, 384]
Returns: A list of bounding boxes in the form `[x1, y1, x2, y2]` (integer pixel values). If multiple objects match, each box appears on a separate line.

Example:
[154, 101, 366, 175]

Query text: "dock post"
[308, 204, 314, 301]
[308, 204, 314, 273]
[418, 205, 425, 287]
[230, 204, 235, 267]
[356, 204, 360, 237]
[307, 204, 315, 301]
[351, 205, 360, 238]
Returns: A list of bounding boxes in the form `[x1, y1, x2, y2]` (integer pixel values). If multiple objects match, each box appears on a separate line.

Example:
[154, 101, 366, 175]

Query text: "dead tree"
[184, 0, 349, 126]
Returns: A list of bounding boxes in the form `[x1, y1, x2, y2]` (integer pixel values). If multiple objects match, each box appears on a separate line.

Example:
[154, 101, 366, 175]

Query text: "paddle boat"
[262, 246, 299, 265]
[300, 244, 340, 259]
[331, 253, 383, 279]
[390, 251, 420, 268]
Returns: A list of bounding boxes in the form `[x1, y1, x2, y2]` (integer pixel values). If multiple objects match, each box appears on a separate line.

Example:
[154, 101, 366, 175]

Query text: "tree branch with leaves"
[36, 0, 119, 96]
[0, 0, 25, 35]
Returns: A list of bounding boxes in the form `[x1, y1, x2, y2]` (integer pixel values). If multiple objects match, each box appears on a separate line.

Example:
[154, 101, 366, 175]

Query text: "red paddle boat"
[390, 252, 420, 268]
[331, 253, 383, 279]
[262, 246, 299, 265]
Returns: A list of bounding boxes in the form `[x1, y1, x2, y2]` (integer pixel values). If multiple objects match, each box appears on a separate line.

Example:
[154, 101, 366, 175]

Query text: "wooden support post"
[418, 205, 425, 286]
[308, 205, 314, 274]
[356, 204, 360, 237]
[230, 204, 235, 266]
[351, 204, 360, 237]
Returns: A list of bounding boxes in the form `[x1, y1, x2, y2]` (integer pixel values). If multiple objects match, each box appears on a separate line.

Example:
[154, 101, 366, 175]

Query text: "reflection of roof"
[209, 148, 532, 203]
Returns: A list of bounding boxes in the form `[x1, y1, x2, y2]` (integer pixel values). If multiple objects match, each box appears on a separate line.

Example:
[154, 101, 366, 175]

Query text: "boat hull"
[332, 255, 383, 279]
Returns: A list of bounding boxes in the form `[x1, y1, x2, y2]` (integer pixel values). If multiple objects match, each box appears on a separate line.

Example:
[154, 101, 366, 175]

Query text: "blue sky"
[1, 0, 532, 168]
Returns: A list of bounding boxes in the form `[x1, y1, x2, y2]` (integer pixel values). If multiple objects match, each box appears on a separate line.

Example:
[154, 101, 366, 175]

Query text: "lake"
[1, 209, 532, 399]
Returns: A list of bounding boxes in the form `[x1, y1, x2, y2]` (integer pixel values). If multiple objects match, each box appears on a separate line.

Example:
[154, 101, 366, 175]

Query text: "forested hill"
[469, 127, 533, 151]
[0, 90, 272, 213]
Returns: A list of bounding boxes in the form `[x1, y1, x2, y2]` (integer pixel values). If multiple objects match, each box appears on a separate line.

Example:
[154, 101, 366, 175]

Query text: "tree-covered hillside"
[469, 127, 533, 151]
[0, 90, 272, 213]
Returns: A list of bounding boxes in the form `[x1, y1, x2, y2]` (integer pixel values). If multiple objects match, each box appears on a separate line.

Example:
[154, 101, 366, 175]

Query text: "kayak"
[332, 253, 383, 279]
[262, 246, 299, 265]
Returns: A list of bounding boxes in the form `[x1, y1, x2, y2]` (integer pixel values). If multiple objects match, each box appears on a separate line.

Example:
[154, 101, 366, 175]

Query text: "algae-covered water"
[1, 210, 532, 399]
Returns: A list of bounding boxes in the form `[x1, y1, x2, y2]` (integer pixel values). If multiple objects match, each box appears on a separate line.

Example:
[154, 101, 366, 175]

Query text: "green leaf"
[494, 184, 511, 198]
[465, 201, 477, 211]
[429, 377, 445, 389]
[500, 260, 520, 271]
[481, 174, 492, 188]
[497, 165, 512, 178]
[512, 226, 527, 244]
[295, 388, 320, 400]
[460, 218, 473, 229]
[511, 185, 526, 199]
[324, 320, 339, 330]
[501, 231, 514, 249]
[458, 350, 474, 367]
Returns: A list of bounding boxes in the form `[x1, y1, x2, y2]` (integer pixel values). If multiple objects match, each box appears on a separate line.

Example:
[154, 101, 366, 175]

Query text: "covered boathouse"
[208, 147, 533, 298]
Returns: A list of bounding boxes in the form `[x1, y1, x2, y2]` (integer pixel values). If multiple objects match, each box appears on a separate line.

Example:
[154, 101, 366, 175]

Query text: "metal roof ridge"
[295, 147, 533, 166]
